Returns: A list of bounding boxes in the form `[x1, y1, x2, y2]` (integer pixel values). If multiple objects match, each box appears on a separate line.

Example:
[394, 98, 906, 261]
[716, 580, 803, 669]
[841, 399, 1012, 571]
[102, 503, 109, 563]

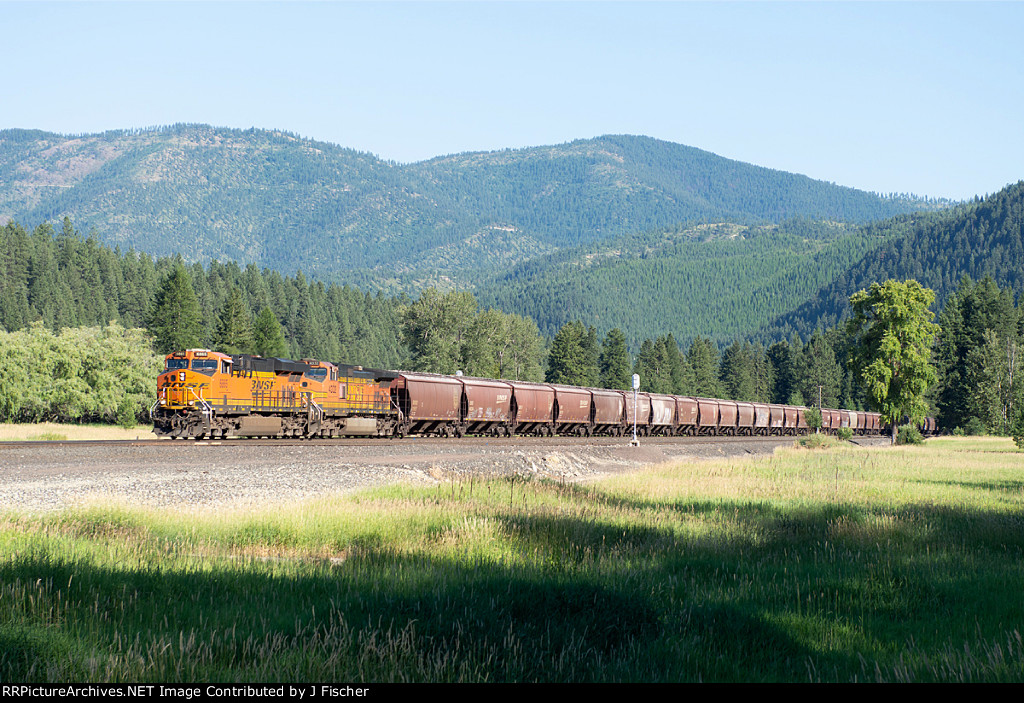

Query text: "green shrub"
[26, 432, 68, 441]
[964, 417, 988, 436]
[952, 426, 965, 436]
[835, 427, 853, 441]
[116, 398, 139, 429]
[804, 407, 823, 431]
[896, 425, 924, 445]
[796, 433, 842, 449]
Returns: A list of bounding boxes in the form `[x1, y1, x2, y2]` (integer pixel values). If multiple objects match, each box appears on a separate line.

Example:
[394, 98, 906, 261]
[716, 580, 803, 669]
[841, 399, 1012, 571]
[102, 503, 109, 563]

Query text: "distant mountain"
[756, 181, 1024, 341]
[0, 125, 942, 288]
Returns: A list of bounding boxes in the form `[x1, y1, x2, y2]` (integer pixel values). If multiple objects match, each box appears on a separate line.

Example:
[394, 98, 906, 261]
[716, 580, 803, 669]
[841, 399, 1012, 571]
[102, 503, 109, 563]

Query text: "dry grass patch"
[0, 422, 155, 441]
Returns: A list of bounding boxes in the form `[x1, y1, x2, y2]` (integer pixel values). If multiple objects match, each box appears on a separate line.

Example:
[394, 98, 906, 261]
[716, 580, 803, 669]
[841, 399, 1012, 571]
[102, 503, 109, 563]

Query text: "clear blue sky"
[4, 1, 1022, 200]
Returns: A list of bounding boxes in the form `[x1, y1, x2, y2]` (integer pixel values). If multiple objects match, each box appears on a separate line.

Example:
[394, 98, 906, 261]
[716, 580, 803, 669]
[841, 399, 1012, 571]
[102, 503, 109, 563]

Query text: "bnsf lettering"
[251, 380, 274, 392]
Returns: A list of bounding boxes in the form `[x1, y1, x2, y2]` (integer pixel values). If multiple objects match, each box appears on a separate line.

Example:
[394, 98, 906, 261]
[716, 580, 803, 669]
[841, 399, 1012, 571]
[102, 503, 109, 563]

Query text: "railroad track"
[0, 434, 875, 451]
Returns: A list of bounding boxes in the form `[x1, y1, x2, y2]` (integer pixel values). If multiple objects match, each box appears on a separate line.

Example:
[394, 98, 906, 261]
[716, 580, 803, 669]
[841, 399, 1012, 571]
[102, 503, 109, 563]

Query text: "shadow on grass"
[0, 539, 818, 682]
[531, 478, 1024, 552]
[916, 478, 1024, 495]
[1, 491, 1022, 682]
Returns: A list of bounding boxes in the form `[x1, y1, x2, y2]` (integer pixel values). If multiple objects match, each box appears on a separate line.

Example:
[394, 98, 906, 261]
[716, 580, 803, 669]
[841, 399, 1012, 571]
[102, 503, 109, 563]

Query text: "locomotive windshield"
[166, 358, 189, 371]
[191, 359, 219, 375]
[304, 368, 328, 383]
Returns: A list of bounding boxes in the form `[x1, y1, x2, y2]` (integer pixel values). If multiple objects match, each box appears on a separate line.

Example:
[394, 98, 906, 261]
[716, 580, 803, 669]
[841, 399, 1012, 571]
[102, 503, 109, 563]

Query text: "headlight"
[179, 371, 186, 381]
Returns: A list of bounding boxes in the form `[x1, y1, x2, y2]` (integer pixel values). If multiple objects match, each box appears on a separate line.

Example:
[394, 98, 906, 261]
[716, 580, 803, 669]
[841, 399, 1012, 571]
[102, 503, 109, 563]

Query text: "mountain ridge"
[0, 124, 943, 289]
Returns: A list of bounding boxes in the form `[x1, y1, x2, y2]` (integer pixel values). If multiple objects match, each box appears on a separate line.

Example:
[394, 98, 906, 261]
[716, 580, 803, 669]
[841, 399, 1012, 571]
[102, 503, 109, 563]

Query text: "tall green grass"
[1, 439, 1022, 682]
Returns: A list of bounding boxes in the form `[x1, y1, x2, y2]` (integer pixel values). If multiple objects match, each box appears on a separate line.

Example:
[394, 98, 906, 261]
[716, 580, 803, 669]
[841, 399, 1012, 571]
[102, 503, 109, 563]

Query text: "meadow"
[1, 437, 1021, 682]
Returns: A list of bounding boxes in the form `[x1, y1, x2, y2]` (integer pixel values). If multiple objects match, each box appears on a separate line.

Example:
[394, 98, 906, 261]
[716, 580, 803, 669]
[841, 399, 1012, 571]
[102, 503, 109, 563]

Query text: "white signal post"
[631, 373, 640, 447]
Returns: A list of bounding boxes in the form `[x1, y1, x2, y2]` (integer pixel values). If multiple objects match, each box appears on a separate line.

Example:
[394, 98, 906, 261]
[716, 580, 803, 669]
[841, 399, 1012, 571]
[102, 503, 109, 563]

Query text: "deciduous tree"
[847, 280, 938, 443]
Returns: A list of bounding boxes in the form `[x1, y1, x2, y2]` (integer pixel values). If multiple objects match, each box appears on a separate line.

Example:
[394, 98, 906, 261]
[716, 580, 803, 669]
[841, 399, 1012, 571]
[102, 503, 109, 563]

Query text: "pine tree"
[546, 321, 593, 386]
[779, 334, 806, 405]
[688, 336, 721, 397]
[0, 222, 32, 331]
[664, 334, 695, 395]
[795, 329, 842, 408]
[252, 307, 288, 358]
[147, 261, 204, 354]
[935, 275, 1020, 430]
[582, 326, 601, 387]
[748, 342, 774, 403]
[720, 341, 756, 401]
[215, 287, 254, 354]
[599, 328, 632, 389]
[635, 336, 676, 394]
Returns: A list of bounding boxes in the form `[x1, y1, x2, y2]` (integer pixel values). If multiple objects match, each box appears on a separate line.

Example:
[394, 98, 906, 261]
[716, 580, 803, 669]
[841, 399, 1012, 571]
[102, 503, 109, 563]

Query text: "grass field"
[0, 422, 155, 442]
[1, 437, 1021, 682]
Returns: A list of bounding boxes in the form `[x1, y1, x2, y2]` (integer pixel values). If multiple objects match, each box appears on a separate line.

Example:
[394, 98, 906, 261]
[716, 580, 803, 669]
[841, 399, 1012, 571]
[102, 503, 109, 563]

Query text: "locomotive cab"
[299, 359, 339, 394]
[156, 349, 233, 410]
[153, 349, 237, 438]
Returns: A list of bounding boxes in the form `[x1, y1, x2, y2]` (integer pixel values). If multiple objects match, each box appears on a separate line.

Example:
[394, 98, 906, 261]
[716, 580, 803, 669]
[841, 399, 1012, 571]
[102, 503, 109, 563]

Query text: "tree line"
[2, 216, 1020, 435]
[934, 275, 1024, 434]
[0, 218, 407, 368]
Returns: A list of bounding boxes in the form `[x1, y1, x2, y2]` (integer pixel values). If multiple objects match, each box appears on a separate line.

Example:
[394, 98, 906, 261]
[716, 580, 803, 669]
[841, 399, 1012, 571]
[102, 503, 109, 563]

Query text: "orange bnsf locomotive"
[152, 349, 399, 439]
[153, 349, 936, 440]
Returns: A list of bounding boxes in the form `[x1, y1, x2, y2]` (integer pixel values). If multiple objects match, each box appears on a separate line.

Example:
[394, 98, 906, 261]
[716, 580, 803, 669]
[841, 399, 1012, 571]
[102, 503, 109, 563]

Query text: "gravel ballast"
[0, 436, 888, 513]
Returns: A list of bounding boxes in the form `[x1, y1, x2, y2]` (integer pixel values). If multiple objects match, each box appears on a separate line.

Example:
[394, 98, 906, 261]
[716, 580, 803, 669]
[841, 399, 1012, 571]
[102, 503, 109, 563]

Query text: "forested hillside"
[758, 181, 1024, 341]
[0, 125, 940, 289]
[476, 218, 896, 345]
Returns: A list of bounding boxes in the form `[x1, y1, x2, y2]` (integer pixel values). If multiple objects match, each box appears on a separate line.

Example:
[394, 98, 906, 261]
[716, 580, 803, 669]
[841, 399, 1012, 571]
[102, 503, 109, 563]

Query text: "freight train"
[152, 348, 933, 440]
